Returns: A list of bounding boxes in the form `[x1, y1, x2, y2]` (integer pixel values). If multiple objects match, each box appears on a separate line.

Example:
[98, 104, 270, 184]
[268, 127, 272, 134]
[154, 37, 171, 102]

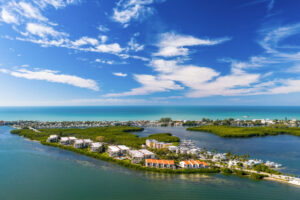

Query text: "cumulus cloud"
[113, 72, 127, 77]
[25, 23, 68, 38]
[0, 68, 99, 91]
[154, 32, 231, 57]
[72, 36, 99, 46]
[105, 74, 183, 97]
[0, 8, 18, 24]
[112, 0, 161, 27]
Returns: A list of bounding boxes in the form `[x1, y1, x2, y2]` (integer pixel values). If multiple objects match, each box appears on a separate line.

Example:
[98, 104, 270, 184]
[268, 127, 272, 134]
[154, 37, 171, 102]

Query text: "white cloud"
[267, 79, 300, 94]
[0, 68, 99, 91]
[72, 36, 99, 46]
[154, 32, 230, 57]
[112, 0, 158, 27]
[0, 8, 18, 24]
[105, 74, 183, 97]
[98, 25, 109, 32]
[127, 37, 144, 52]
[34, 0, 78, 9]
[95, 58, 115, 65]
[113, 72, 127, 77]
[25, 23, 67, 38]
[95, 43, 123, 53]
[17, 1, 47, 21]
[99, 35, 108, 43]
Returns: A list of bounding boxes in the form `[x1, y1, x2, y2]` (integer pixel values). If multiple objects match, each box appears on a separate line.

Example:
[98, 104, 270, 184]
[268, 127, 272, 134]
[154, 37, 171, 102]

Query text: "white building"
[244, 159, 263, 167]
[74, 139, 84, 148]
[47, 135, 58, 143]
[73, 139, 93, 149]
[69, 137, 77, 143]
[168, 145, 178, 152]
[107, 146, 121, 157]
[60, 137, 77, 145]
[128, 150, 144, 163]
[139, 149, 155, 159]
[83, 139, 93, 148]
[146, 139, 157, 148]
[179, 160, 208, 169]
[90, 142, 104, 152]
[117, 145, 130, 155]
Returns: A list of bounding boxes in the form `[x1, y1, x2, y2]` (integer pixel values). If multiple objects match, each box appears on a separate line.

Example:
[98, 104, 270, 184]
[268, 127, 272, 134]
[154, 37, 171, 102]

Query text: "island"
[9, 126, 300, 186]
[187, 125, 300, 138]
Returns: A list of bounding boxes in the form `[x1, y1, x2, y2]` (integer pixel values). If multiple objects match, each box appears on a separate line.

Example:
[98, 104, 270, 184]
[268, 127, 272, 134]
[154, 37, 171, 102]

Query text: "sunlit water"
[1, 106, 300, 121]
[1, 126, 300, 200]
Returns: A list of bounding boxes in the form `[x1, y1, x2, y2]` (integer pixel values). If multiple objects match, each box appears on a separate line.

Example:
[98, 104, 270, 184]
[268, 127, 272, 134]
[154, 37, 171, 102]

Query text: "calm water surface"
[1, 126, 300, 200]
[2, 106, 300, 121]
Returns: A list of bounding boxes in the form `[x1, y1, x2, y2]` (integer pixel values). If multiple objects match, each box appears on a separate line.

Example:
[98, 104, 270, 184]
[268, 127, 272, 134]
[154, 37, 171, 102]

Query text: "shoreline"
[9, 127, 300, 188]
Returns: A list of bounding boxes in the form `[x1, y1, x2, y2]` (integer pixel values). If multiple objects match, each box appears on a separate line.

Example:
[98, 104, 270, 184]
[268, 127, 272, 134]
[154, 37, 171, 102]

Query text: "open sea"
[1, 106, 300, 200]
[1, 106, 300, 121]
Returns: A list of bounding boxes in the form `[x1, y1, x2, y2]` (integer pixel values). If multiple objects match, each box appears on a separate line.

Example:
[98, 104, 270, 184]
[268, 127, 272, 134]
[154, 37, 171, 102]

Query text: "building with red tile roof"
[145, 159, 175, 169]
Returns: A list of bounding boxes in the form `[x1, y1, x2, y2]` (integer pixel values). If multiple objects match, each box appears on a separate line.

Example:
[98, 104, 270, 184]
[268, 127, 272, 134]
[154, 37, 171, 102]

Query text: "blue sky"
[1, 0, 300, 106]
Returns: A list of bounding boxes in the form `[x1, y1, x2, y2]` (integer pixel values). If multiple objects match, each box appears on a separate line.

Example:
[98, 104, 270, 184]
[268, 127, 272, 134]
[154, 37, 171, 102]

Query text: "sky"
[1, 0, 300, 106]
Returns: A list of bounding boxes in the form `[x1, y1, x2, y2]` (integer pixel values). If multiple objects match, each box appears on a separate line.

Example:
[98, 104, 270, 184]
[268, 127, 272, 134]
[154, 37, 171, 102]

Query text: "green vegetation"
[233, 170, 249, 176]
[187, 125, 300, 138]
[183, 121, 198, 126]
[221, 168, 233, 174]
[159, 117, 172, 123]
[253, 164, 282, 175]
[250, 173, 267, 180]
[147, 133, 180, 144]
[11, 127, 179, 149]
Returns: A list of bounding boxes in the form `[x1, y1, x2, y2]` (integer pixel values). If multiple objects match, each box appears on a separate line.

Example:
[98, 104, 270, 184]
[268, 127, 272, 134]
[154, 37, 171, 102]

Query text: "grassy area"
[11, 127, 179, 148]
[187, 125, 300, 138]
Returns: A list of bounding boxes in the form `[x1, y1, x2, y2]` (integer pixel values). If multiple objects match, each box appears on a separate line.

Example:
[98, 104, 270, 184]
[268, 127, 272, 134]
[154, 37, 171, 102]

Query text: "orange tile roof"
[146, 159, 174, 165]
[190, 160, 196, 165]
[195, 160, 201, 164]
[168, 160, 174, 165]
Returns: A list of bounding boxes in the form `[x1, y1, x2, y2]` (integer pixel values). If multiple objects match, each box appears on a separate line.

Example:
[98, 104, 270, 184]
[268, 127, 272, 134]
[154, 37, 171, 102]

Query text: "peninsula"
[10, 126, 300, 186]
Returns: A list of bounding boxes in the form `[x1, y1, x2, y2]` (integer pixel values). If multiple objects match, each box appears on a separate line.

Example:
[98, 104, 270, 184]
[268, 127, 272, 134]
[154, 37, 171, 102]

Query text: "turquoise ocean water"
[1, 106, 300, 121]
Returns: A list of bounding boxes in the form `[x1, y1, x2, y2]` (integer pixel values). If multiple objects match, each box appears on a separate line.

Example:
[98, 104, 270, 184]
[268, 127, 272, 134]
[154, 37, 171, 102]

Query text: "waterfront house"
[60, 137, 77, 145]
[145, 159, 175, 169]
[74, 139, 84, 148]
[60, 137, 69, 145]
[128, 150, 144, 163]
[73, 139, 93, 149]
[179, 160, 208, 169]
[244, 159, 263, 167]
[83, 139, 93, 148]
[117, 145, 130, 155]
[69, 137, 77, 144]
[47, 135, 58, 143]
[107, 146, 121, 157]
[139, 149, 155, 159]
[90, 142, 104, 153]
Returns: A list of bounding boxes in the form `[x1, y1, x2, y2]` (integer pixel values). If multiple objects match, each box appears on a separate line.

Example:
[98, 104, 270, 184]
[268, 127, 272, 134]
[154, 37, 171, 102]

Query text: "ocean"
[1, 106, 300, 121]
